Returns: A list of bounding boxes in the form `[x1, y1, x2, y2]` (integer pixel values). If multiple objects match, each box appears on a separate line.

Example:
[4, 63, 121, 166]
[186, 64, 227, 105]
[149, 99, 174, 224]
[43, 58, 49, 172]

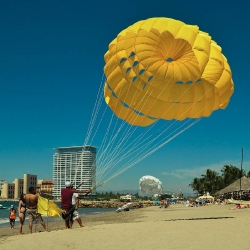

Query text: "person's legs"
[18, 213, 25, 235]
[76, 217, 83, 227]
[10, 219, 14, 229]
[40, 219, 47, 231]
[65, 218, 71, 228]
[29, 221, 33, 233]
[62, 211, 71, 229]
[18, 221, 22, 234]
[27, 210, 35, 233]
[68, 207, 74, 229]
[36, 214, 47, 231]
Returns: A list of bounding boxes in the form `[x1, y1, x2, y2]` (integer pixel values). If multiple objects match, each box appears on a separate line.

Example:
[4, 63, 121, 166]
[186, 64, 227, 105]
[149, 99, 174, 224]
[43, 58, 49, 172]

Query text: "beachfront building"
[13, 178, 24, 198]
[0, 180, 7, 194]
[37, 179, 53, 194]
[23, 174, 37, 195]
[120, 194, 136, 201]
[0, 174, 37, 199]
[1, 183, 15, 199]
[215, 176, 250, 200]
[52, 145, 97, 199]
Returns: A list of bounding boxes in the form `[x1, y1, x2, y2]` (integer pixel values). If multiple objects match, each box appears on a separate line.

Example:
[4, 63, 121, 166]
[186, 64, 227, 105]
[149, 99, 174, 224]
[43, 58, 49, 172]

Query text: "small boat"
[0, 204, 7, 209]
[116, 202, 132, 212]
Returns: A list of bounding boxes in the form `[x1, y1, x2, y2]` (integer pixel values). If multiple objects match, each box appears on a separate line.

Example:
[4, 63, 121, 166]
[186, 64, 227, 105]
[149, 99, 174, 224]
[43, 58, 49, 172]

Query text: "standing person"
[18, 193, 27, 235]
[71, 184, 83, 228]
[9, 205, 17, 229]
[24, 187, 47, 233]
[61, 181, 92, 229]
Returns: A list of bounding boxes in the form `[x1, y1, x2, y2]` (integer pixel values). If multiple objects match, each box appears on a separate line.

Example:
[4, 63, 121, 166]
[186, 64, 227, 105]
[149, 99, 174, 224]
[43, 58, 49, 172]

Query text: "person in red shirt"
[61, 181, 92, 229]
[9, 205, 17, 229]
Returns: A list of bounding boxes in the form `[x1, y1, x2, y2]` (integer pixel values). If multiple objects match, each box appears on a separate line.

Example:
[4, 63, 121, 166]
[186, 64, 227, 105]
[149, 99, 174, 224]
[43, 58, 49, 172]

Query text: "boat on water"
[116, 202, 132, 212]
[0, 204, 8, 209]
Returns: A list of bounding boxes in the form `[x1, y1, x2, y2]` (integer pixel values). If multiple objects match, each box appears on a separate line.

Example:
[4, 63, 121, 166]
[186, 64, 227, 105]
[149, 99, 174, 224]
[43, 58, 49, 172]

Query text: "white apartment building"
[52, 146, 96, 199]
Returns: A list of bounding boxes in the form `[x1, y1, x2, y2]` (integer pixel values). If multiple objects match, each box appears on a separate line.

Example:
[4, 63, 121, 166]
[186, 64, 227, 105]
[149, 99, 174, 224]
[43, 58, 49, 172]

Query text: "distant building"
[0, 180, 7, 193]
[0, 174, 37, 199]
[1, 183, 15, 199]
[13, 178, 24, 198]
[120, 194, 135, 201]
[52, 145, 97, 199]
[23, 174, 37, 194]
[37, 179, 53, 194]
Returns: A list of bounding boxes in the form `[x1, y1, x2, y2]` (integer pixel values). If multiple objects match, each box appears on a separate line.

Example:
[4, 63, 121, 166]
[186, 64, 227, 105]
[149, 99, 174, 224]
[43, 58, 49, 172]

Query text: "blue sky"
[0, 0, 249, 195]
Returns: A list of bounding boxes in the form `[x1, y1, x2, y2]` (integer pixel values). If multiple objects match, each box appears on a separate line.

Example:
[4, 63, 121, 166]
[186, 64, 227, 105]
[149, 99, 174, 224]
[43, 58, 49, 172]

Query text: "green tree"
[247, 171, 250, 178]
[201, 169, 220, 195]
[189, 165, 248, 196]
[189, 177, 205, 195]
[221, 165, 246, 187]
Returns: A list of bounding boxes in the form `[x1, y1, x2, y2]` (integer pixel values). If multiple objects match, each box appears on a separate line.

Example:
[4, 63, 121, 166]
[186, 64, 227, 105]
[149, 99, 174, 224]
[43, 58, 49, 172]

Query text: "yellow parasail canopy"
[103, 17, 234, 126]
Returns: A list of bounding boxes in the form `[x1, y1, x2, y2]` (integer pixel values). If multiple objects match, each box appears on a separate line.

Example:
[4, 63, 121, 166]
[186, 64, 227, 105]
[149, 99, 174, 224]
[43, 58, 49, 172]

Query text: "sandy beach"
[0, 203, 249, 250]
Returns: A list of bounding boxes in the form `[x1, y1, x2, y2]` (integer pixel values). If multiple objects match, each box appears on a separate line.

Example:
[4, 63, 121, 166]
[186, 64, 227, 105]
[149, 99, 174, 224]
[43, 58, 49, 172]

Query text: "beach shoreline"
[0, 203, 249, 249]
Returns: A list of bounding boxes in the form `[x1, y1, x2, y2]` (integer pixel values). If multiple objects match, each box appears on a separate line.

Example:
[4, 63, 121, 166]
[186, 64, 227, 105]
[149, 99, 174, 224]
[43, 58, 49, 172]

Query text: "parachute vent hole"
[112, 92, 118, 98]
[143, 83, 147, 90]
[139, 69, 145, 75]
[148, 76, 153, 82]
[132, 76, 137, 83]
[129, 51, 136, 58]
[176, 81, 183, 84]
[125, 67, 131, 74]
[121, 102, 129, 108]
[186, 81, 193, 84]
[134, 109, 144, 116]
[166, 58, 173, 62]
[107, 84, 112, 90]
[132, 61, 139, 67]
[120, 58, 127, 64]
[195, 78, 201, 82]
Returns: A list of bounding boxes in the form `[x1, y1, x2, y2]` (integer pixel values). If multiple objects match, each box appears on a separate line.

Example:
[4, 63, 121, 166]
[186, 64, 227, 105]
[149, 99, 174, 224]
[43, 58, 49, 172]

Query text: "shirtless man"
[24, 187, 47, 233]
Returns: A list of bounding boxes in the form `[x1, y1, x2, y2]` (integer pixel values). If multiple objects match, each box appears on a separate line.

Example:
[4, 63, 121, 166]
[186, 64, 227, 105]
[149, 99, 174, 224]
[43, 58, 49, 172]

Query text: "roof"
[54, 145, 97, 150]
[41, 180, 53, 184]
[215, 176, 250, 195]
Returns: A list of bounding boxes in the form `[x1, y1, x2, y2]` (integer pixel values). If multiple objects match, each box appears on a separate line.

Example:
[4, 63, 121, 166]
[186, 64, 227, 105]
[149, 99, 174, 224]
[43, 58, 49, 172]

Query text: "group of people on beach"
[9, 183, 92, 234]
[185, 198, 214, 207]
[9, 187, 47, 234]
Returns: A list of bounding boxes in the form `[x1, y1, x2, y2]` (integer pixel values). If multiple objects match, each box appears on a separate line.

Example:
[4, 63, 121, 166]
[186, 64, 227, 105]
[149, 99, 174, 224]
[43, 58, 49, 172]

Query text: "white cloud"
[161, 160, 250, 179]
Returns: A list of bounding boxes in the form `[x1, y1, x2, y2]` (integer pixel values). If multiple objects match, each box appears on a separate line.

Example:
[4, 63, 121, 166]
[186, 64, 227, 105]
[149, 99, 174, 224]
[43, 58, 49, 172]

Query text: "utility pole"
[239, 147, 244, 199]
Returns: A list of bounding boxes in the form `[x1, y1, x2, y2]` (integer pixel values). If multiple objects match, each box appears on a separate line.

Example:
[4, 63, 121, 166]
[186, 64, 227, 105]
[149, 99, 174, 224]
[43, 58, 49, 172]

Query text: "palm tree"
[201, 169, 219, 195]
[189, 165, 247, 196]
[246, 171, 250, 178]
[221, 165, 246, 186]
[189, 177, 205, 195]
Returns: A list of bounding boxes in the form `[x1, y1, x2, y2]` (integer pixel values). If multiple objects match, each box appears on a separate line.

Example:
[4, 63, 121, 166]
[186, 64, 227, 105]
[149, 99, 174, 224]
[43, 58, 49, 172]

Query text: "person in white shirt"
[71, 185, 83, 228]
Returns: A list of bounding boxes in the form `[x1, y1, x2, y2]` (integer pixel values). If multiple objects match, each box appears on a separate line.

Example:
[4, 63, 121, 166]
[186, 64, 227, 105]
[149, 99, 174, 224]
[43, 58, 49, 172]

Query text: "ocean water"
[0, 201, 116, 228]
